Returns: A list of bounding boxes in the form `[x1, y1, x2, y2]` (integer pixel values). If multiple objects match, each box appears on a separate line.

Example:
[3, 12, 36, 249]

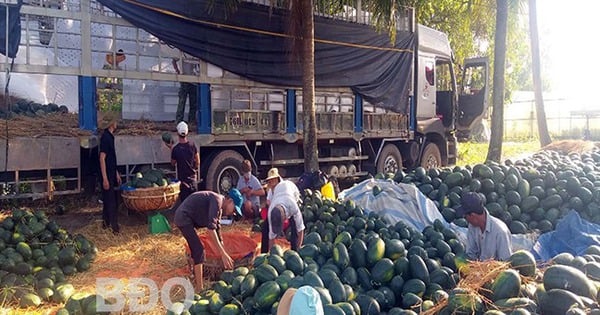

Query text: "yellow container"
[321, 181, 336, 200]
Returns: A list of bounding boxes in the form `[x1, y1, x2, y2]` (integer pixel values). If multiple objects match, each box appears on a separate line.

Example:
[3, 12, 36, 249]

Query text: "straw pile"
[0, 113, 90, 139]
[114, 119, 177, 136]
[422, 260, 510, 315]
[0, 114, 179, 139]
[542, 140, 599, 154]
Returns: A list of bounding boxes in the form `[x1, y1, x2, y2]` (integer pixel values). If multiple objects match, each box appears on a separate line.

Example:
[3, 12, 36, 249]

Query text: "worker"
[262, 168, 305, 253]
[456, 192, 512, 261]
[172, 51, 198, 125]
[174, 189, 243, 291]
[236, 160, 265, 219]
[167, 121, 199, 203]
[276, 286, 324, 315]
[98, 112, 121, 234]
[104, 49, 126, 70]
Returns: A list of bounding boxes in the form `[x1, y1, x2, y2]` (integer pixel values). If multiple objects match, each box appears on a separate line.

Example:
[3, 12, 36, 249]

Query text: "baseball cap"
[228, 188, 243, 216]
[455, 192, 486, 217]
[177, 121, 189, 136]
[270, 205, 286, 237]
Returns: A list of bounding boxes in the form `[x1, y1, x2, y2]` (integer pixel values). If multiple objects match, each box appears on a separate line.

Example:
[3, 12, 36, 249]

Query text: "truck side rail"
[212, 109, 277, 135]
[0, 137, 80, 199]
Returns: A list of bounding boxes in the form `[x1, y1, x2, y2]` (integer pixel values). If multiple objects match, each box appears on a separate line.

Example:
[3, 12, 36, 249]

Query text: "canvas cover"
[96, 0, 416, 113]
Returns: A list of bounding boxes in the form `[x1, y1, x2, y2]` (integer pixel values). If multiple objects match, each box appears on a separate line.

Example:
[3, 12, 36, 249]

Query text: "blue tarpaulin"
[532, 210, 600, 262]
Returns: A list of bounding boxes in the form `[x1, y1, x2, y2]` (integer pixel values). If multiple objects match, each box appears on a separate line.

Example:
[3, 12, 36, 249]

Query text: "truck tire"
[205, 150, 244, 195]
[421, 143, 442, 170]
[376, 144, 403, 174]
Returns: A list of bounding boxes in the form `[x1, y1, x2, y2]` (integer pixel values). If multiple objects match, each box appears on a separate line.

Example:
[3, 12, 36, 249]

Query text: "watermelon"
[509, 250, 537, 277]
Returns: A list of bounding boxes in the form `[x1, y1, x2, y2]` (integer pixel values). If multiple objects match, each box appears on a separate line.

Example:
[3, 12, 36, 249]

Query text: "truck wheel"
[205, 150, 244, 195]
[421, 143, 442, 170]
[377, 144, 403, 174]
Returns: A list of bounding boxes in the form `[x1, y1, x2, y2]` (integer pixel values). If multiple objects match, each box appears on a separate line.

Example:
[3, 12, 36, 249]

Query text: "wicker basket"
[121, 181, 180, 212]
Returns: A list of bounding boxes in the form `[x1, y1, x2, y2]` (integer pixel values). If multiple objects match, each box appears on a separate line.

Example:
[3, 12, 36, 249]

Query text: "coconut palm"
[486, 0, 509, 163]
[528, 0, 552, 147]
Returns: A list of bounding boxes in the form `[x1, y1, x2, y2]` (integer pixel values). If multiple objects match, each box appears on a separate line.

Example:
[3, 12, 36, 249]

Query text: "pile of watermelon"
[391, 149, 600, 234]
[126, 168, 171, 189]
[163, 147, 600, 314]
[166, 189, 600, 315]
[446, 246, 600, 315]
[0, 99, 69, 119]
[0, 208, 104, 312]
[169, 192, 466, 315]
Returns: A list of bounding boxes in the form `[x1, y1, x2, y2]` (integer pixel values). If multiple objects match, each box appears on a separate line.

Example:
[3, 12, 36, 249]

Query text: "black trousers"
[102, 186, 119, 232]
[179, 180, 197, 202]
[261, 215, 299, 253]
[176, 83, 198, 124]
[179, 224, 205, 264]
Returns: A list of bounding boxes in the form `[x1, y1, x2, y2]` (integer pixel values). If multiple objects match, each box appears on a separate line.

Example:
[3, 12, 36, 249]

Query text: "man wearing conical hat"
[261, 168, 305, 253]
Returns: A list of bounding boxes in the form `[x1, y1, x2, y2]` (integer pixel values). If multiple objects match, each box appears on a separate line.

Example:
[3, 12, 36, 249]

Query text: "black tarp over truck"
[0, 0, 486, 198]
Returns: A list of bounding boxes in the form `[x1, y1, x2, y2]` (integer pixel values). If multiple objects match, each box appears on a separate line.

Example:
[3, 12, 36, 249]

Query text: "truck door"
[457, 57, 489, 135]
[416, 54, 437, 118]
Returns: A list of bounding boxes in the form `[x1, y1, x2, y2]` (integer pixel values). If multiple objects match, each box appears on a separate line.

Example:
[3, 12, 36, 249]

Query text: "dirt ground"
[0, 195, 279, 315]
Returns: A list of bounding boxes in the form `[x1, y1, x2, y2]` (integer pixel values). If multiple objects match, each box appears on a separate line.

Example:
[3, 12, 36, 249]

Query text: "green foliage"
[97, 77, 123, 112]
[414, 0, 496, 66]
[457, 141, 540, 166]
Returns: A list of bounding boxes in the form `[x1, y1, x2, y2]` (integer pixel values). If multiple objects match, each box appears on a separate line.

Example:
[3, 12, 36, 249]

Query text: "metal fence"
[501, 99, 599, 141]
[502, 116, 599, 140]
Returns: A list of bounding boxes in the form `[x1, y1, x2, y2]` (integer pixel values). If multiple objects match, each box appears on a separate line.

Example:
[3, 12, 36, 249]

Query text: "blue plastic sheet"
[532, 210, 600, 262]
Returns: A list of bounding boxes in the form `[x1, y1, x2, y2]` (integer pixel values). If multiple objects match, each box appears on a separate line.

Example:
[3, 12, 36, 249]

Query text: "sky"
[536, 1, 600, 109]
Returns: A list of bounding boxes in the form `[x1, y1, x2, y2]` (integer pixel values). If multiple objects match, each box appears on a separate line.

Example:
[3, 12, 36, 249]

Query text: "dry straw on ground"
[542, 139, 599, 154]
[0, 207, 259, 315]
[422, 260, 509, 315]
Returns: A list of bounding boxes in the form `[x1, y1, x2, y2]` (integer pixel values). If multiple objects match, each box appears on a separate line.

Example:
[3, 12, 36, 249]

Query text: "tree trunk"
[528, 0, 552, 147]
[301, 0, 319, 173]
[486, 0, 508, 163]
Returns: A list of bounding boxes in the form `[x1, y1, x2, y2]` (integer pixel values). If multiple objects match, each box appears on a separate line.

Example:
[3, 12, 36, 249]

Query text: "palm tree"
[292, 0, 319, 173]
[528, 0, 552, 147]
[487, 0, 509, 163]
[285, 0, 413, 173]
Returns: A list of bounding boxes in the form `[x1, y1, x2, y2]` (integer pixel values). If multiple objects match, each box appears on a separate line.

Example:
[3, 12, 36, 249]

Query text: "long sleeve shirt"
[466, 211, 513, 261]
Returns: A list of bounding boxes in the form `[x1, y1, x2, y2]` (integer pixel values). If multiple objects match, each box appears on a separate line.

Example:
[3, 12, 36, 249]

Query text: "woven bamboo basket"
[121, 181, 180, 212]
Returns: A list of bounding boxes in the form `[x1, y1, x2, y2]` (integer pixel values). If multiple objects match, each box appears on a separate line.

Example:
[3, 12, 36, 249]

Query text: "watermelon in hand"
[161, 132, 173, 144]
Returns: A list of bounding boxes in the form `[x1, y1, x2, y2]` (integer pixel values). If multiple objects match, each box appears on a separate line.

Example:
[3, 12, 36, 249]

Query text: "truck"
[0, 0, 487, 199]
